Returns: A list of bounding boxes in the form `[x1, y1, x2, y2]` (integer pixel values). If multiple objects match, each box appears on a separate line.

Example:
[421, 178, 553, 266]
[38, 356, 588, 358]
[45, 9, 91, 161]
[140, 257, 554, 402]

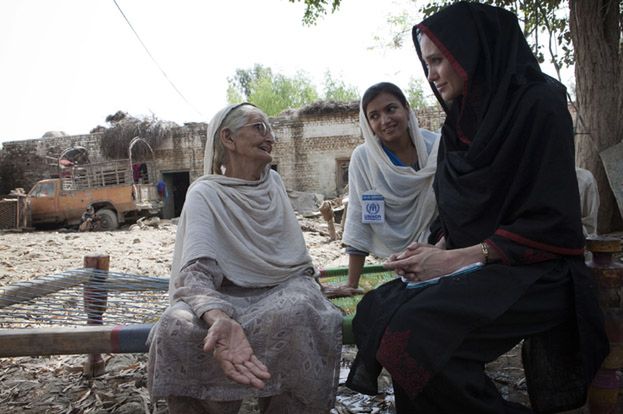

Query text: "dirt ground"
[0, 217, 572, 413]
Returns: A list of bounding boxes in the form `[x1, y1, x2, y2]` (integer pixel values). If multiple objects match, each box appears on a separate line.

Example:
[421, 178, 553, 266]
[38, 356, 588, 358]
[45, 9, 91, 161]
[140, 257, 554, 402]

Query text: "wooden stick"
[0, 323, 155, 356]
[83, 254, 109, 377]
[0, 273, 87, 309]
[0, 318, 357, 357]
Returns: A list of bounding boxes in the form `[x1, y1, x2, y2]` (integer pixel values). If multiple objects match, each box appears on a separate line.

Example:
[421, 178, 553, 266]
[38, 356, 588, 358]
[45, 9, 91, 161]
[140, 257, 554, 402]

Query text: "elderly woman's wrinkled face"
[231, 113, 275, 165]
[419, 34, 464, 103]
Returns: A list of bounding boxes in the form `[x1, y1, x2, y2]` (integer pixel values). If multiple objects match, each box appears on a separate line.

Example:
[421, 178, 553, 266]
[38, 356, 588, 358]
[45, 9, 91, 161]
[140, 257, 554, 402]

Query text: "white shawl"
[342, 107, 439, 258]
[170, 104, 314, 297]
[576, 167, 599, 237]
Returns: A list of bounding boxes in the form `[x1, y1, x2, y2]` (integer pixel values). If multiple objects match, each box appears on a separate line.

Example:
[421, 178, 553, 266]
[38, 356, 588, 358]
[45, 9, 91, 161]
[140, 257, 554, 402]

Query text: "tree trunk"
[569, 0, 623, 233]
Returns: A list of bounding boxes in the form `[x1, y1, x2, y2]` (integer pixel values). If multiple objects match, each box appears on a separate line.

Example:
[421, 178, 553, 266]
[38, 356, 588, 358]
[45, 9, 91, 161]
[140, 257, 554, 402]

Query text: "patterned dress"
[148, 259, 342, 413]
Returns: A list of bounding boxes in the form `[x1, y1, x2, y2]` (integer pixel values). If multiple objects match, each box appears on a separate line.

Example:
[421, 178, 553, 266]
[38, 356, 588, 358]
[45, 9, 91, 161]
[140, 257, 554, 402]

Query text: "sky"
[0, 0, 432, 145]
[0, 1, 574, 146]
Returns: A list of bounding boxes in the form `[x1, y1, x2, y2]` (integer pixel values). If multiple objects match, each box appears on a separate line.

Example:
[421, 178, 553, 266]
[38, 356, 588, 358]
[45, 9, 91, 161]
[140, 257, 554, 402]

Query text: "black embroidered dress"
[345, 3, 608, 413]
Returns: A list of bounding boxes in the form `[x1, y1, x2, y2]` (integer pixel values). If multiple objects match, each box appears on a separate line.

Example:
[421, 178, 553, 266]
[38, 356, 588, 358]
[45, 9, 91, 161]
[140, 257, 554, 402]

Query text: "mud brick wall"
[0, 134, 102, 193]
[0, 129, 207, 194]
[151, 126, 206, 183]
[415, 106, 445, 132]
[269, 106, 445, 197]
[271, 110, 362, 198]
[0, 106, 448, 198]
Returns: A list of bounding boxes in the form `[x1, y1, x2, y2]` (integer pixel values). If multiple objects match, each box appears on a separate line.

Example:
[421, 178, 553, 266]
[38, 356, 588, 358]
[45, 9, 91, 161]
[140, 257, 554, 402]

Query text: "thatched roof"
[183, 122, 208, 131]
[296, 100, 359, 116]
[98, 112, 182, 160]
[42, 131, 68, 138]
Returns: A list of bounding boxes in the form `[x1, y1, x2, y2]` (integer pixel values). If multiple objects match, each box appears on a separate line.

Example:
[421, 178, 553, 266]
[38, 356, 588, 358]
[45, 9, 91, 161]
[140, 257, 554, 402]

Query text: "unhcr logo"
[366, 202, 380, 215]
[362, 193, 384, 223]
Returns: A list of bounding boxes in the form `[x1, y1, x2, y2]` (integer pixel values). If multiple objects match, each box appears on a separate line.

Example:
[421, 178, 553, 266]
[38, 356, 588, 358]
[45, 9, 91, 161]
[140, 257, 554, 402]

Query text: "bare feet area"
[0, 217, 530, 413]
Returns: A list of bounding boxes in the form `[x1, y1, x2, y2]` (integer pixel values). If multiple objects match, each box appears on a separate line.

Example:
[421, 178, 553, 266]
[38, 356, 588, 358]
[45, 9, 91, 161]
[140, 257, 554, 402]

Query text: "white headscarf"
[170, 104, 314, 297]
[342, 104, 439, 257]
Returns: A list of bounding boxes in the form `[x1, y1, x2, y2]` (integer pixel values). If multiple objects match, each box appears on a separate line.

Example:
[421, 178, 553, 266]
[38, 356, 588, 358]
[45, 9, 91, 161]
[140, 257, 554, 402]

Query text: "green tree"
[227, 66, 363, 114]
[226, 84, 244, 104]
[288, 0, 342, 25]
[227, 65, 274, 98]
[404, 78, 429, 110]
[227, 65, 319, 116]
[249, 72, 319, 115]
[323, 71, 360, 102]
[289, 0, 622, 232]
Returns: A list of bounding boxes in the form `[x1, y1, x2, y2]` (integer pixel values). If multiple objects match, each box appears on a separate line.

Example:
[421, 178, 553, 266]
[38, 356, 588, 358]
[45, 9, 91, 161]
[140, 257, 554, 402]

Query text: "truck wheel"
[96, 208, 118, 230]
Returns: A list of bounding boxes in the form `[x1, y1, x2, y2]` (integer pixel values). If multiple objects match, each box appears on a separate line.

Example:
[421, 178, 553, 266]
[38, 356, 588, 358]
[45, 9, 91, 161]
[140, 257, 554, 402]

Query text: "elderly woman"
[148, 103, 342, 414]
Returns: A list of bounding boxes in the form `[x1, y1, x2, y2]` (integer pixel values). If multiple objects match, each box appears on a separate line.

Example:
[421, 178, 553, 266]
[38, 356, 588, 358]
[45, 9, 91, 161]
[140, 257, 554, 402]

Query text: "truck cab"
[28, 180, 62, 225]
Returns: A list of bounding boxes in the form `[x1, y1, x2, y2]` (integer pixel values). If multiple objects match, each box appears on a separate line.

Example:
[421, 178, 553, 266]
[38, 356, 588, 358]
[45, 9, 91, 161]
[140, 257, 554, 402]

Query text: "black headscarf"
[345, 5, 606, 406]
[413, 2, 584, 262]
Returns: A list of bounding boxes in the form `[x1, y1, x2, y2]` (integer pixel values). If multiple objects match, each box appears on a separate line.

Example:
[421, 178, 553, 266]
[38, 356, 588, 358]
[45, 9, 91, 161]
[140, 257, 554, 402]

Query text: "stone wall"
[0, 134, 102, 194]
[415, 105, 446, 132]
[268, 105, 445, 197]
[271, 110, 362, 197]
[0, 106, 447, 198]
[0, 129, 207, 194]
[151, 125, 206, 183]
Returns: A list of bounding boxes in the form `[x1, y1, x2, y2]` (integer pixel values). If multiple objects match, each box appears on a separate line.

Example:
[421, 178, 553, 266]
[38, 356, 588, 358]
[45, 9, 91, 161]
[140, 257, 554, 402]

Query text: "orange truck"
[28, 159, 162, 230]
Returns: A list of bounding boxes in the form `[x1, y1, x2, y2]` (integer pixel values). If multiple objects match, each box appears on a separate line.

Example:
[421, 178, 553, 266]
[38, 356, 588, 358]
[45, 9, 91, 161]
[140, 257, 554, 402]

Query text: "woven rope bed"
[0, 255, 394, 358]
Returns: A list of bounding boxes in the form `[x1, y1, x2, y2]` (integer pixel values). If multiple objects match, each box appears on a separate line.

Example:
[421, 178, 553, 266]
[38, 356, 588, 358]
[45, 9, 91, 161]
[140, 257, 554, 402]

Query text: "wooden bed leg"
[83, 254, 110, 377]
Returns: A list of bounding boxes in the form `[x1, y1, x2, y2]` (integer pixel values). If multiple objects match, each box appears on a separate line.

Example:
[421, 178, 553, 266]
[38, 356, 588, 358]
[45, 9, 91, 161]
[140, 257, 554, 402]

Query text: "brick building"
[0, 104, 446, 218]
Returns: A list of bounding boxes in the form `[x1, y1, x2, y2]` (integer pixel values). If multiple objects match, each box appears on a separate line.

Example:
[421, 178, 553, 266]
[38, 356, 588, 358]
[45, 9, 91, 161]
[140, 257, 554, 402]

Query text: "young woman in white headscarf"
[340, 82, 440, 295]
[147, 103, 342, 414]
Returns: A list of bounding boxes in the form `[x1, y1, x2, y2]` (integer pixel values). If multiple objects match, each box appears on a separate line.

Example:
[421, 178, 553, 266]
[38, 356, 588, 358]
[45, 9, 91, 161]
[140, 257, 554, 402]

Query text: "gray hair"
[211, 104, 269, 175]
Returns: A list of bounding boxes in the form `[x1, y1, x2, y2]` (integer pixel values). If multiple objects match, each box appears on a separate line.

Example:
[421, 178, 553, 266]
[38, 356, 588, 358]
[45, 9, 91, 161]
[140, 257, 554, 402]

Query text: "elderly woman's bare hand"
[384, 244, 455, 282]
[203, 317, 271, 389]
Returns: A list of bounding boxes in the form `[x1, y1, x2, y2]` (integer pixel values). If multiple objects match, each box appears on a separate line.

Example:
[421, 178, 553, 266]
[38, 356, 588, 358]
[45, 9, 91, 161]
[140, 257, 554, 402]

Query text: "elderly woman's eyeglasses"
[242, 121, 275, 139]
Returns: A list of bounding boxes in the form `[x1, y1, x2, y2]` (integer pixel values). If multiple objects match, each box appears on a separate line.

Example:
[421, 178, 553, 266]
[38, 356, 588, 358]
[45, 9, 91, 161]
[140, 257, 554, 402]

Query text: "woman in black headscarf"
[345, 3, 608, 413]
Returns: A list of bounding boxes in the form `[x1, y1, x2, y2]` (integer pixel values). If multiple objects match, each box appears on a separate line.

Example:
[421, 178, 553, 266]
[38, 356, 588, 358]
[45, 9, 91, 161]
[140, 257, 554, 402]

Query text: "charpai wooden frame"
[0, 255, 393, 361]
